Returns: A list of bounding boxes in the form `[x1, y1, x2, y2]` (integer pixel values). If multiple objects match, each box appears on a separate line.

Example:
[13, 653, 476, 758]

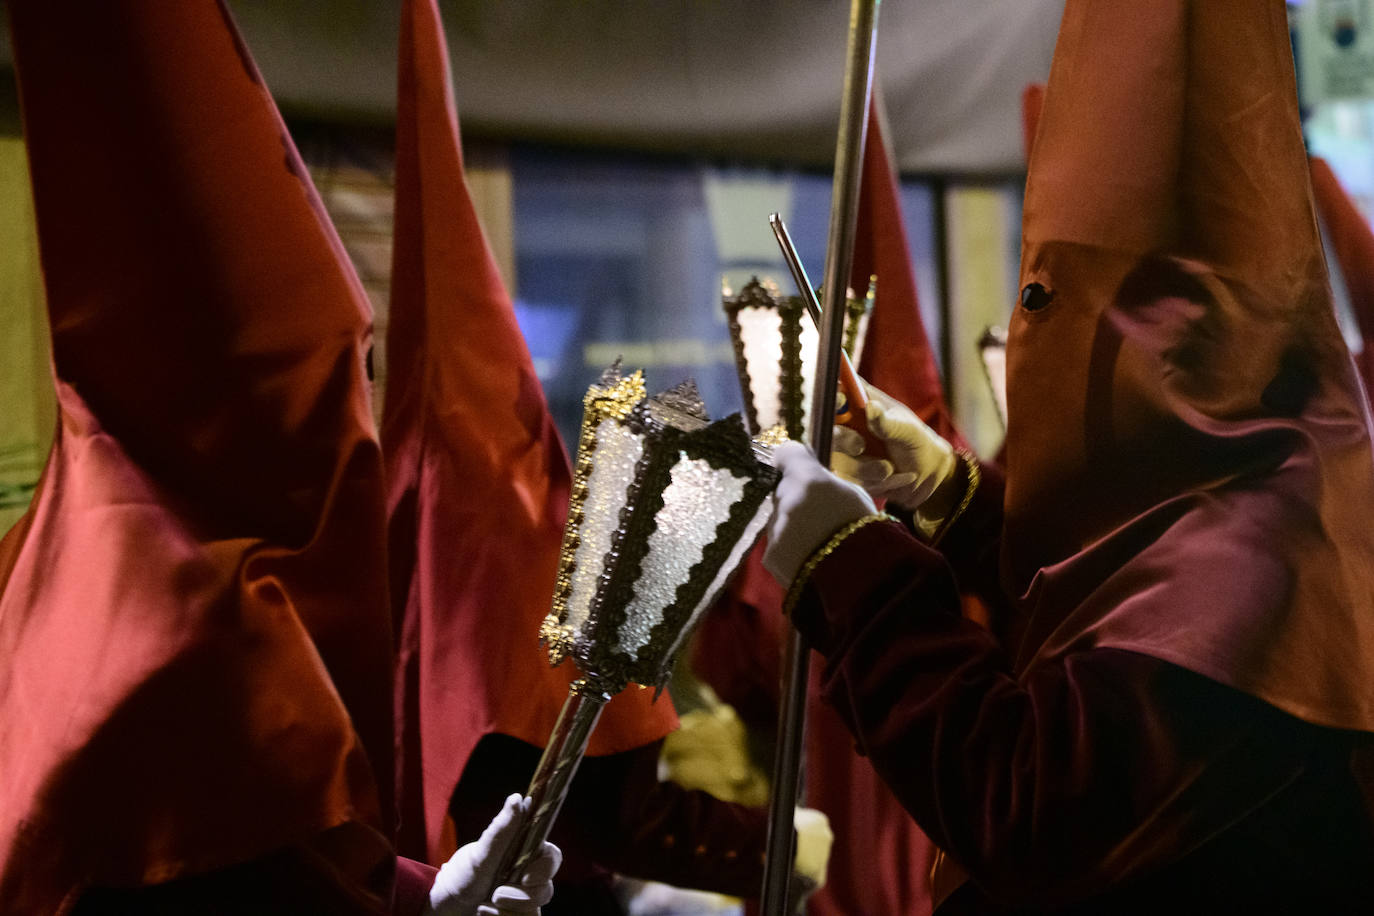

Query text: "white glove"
[426, 794, 562, 916]
[830, 383, 958, 529]
[793, 807, 833, 892]
[763, 441, 877, 587]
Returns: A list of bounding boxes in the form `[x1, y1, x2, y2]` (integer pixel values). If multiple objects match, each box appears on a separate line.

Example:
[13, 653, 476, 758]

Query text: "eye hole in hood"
[1020, 282, 1054, 312]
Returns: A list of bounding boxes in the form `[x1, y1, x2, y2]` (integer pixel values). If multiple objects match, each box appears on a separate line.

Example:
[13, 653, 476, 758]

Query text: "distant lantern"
[491, 362, 781, 891]
[978, 324, 1009, 428]
[722, 275, 872, 440]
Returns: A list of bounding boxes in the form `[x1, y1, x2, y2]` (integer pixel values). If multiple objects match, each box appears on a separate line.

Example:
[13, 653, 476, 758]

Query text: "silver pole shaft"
[486, 683, 609, 897]
[760, 1, 880, 914]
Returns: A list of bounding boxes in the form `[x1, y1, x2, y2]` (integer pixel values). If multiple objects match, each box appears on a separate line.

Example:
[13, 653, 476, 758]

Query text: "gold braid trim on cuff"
[782, 512, 899, 616]
[929, 448, 981, 546]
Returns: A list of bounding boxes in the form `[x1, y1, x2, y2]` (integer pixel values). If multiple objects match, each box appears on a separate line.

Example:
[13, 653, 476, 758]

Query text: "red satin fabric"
[0, 0, 395, 910]
[1310, 156, 1374, 396]
[1006, 0, 1374, 731]
[384, 0, 678, 864]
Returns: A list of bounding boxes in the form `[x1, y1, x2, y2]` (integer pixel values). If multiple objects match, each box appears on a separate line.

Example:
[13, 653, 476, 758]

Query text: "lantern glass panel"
[618, 454, 748, 655]
[979, 325, 1009, 427]
[661, 495, 774, 667]
[798, 318, 820, 433]
[736, 306, 787, 430]
[565, 417, 643, 632]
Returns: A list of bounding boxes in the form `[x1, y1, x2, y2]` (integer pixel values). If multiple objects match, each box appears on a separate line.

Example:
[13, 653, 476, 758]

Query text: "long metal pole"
[483, 682, 609, 900]
[759, 1, 880, 913]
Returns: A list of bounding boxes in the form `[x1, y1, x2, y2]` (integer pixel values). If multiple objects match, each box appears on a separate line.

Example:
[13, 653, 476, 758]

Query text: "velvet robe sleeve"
[887, 458, 1018, 644]
[393, 857, 439, 915]
[70, 830, 436, 915]
[931, 459, 1007, 605]
[789, 519, 1374, 909]
[559, 739, 769, 896]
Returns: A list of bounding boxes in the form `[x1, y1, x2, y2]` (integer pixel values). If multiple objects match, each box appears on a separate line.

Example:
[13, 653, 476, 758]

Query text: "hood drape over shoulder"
[1006, 0, 1374, 731]
[383, 0, 678, 864]
[0, 0, 396, 909]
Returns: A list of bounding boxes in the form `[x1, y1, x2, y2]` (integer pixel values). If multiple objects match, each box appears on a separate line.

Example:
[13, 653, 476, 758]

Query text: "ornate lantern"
[978, 324, 1009, 428]
[495, 362, 781, 887]
[723, 275, 872, 440]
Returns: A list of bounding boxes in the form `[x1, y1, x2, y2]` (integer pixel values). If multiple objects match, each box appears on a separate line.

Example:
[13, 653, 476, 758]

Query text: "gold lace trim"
[929, 448, 981, 546]
[782, 512, 899, 615]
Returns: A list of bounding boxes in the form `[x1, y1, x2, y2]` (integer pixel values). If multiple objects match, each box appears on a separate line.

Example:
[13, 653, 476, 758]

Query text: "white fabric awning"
[1, 1, 1064, 174]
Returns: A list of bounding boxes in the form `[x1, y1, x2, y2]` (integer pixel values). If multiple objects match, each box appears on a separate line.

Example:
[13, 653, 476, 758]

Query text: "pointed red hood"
[1, 0, 394, 908]
[383, 0, 678, 863]
[1007, 0, 1374, 730]
[851, 100, 966, 451]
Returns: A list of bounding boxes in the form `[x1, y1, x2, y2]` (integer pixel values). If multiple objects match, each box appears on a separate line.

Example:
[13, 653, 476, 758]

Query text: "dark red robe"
[791, 467, 1374, 913]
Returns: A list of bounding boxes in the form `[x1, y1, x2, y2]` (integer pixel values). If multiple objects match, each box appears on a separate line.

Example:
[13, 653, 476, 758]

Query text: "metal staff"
[487, 680, 610, 892]
[760, 0, 881, 912]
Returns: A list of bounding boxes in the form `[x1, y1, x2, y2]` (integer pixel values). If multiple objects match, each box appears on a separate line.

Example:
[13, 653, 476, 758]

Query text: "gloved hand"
[831, 382, 959, 529]
[426, 794, 562, 916]
[763, 441, 877, 587]
[793, 806, 833, 892]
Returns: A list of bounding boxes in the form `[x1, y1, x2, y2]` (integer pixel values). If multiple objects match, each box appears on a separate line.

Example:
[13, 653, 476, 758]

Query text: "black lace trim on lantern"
[722, 277, 808, 438]
[646, 470, 777, 692]
[635, 416, 780, 689]
[778, 297, 807, 441]
[722, 277, 771, 435]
